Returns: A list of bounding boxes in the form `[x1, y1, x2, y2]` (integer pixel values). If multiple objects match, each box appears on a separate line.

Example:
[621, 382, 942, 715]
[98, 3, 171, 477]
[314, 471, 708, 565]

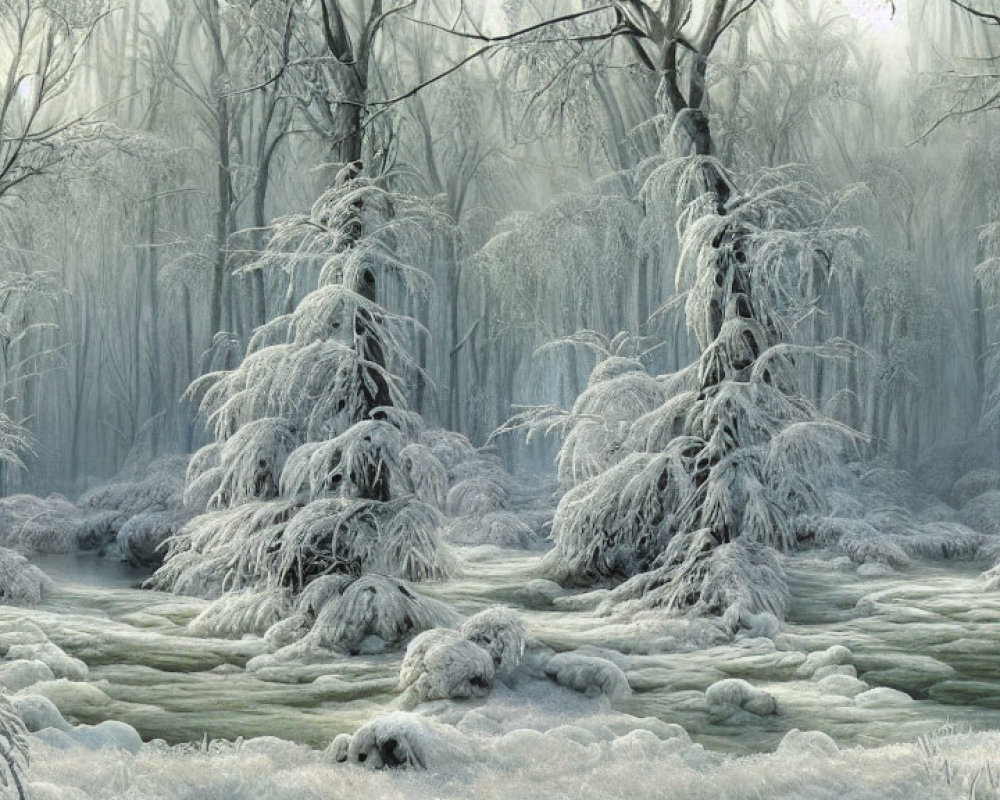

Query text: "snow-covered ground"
[6, 542, 1000, 798]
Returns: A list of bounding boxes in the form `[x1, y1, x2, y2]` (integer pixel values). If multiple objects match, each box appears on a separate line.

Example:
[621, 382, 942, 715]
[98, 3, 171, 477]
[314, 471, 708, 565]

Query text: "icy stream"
[9, 549, 1000, 758]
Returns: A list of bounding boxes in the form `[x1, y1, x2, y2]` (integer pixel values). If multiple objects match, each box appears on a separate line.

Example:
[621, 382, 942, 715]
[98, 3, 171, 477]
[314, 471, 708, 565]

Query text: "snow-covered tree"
[511, 158, 865, 622]
[153, 176, 458, 597]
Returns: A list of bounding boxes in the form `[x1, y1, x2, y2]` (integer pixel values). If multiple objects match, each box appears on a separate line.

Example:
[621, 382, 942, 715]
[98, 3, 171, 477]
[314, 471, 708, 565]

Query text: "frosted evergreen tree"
[152, 173, 467, 641]
[506, 155, 866, 623]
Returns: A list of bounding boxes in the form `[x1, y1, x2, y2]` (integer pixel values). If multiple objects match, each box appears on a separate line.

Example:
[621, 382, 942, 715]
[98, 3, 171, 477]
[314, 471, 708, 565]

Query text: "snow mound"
[960, 490, 1000, 534]
[522, 579, 565, 608]
[34, 719, 142, 754]
[340, 712, 442, 769]
[5, 642, 86, 681]
[12, 694, 70, 733]
[399, 629, 495, 701]
[816, 674, 868, 697]
[705, 678, 776, 717]
[23, 717, 1000, 799]
[854, 687, 914, 707]
[0, 659, 54, 692]
[543, 652, 630, 701]
[776, 728, 839, 757]
[420, 429, 477, 473]
[798, 645, 853, 677]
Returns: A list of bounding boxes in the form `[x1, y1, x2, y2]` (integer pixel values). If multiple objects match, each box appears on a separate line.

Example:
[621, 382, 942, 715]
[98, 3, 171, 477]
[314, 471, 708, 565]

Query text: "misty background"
[0, 0, 994, 495]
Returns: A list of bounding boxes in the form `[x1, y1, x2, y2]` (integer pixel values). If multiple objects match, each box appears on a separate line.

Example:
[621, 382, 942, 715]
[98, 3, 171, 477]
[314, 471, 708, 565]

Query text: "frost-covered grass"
[8, 470, 1000, 800]
[21, 722, 1000, 800]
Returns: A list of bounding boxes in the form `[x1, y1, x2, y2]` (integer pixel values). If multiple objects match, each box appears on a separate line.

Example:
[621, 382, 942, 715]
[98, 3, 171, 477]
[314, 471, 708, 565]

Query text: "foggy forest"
[2, 0, 1000, 797]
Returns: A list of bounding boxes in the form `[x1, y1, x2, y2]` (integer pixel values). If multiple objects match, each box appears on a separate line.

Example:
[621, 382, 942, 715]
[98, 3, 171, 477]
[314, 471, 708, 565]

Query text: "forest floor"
[10, 526, 1000, 798]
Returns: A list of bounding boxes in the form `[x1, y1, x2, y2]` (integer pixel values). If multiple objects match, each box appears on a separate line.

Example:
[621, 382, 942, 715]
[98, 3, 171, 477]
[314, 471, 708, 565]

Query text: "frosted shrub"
[446, 476, 509, 517]
[79, 454, 187, 515]
[951, 468, 1000, 509]
[0, 548, 51, 606]
[309, 574, 460, 654]
[959, 490, 1000, 534]
[0, 693, 27, 800]
[188, 587, 293, 638]
[445, 512, 537, 549]
[460, 606, 526, 680]
[0, 494, 81, 554]
[399, 629, 495, 701]
[76, 454, 188, 554]
[398, 606, 525, 701]
[116, 508, 191, 567]
[398, 444, 448, 508]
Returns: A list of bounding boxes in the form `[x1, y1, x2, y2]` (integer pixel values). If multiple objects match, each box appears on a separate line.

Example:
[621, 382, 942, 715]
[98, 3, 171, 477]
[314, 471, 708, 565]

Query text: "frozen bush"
[608, 538, 789, 621]
[951, 468, 1000, 509]
[73, 511, 123, 553]
[398, 444, 448, 508]
[418, 430, 476, 473]
[444, 512, 536, 549]
[460, 606, 526, 681]
[80, 454, 187, 517]
[0, 548, 51, 606]
[188, 588, 293, 638]
[0, 495, 81, 554]
[377, 499, 457, 582]
[116, 508, 191, 567]
[310, 575, 460, 654]
[446, 477, 508, 517]
[558, 365, 667, 488]
[0, 692, 28, 798]
[151, 499, 299, 596]
[960, 490, 1000, 534]
[857, 467, 920, 507]
[399, 629, 495, 701]
[915, 438, 996, 496]
[839, 536, 911, 569]
[695, 541, 790, 618]
[294, 574, 354, 617]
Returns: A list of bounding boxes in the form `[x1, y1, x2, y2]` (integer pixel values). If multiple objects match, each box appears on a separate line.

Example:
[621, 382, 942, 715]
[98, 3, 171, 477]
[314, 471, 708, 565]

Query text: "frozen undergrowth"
[20, 719, 1000, 800]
